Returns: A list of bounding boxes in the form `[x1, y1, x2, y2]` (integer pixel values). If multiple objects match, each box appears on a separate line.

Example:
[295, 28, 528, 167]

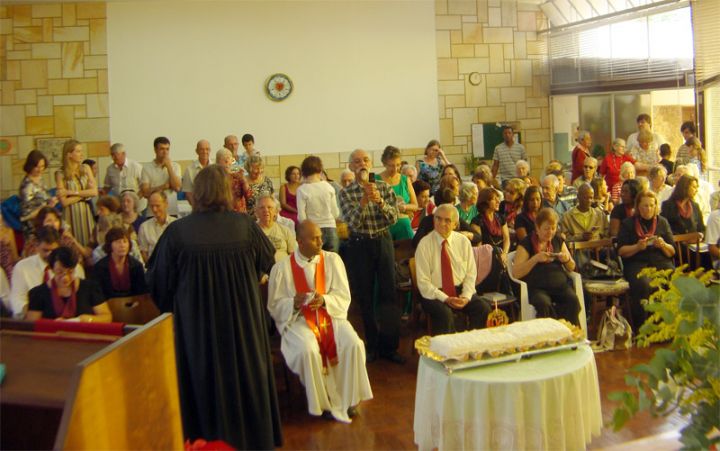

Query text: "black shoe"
[347, 406, 359, 418]
[380, 351, 406, 365]
[366, 349, 378, 363]
[321, 411, 334, 420]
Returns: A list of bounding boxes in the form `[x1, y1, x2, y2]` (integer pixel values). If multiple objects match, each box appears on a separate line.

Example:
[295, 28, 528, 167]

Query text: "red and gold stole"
[290, 253, 338, 372]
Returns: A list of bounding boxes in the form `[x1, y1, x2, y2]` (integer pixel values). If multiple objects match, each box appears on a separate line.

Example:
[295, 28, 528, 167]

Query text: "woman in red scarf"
[660, 175, 705, 235]
[93, 227, 148, 299]
[511, 208, 580, 325]
[473, 188, 510, 256]
[618, 191, 675, 330]
[610, 179, 642, 237]
[26, 246, 110, 322]
[514, 185, 542, 242]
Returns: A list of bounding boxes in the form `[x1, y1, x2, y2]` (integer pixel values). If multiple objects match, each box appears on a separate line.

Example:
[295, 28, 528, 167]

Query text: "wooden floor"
[272, 313, 686, 450]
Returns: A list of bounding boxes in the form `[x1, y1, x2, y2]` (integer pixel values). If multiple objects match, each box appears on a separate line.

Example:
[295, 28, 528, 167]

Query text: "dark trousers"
[420, 290, 491, 336]
[345, 232, 401, 355]
[624, 261, 673, 331]
[529, 284, 580, 326]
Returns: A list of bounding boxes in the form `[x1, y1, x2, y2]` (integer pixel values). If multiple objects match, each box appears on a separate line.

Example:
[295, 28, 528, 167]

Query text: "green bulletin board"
[471, 123, 521, 159]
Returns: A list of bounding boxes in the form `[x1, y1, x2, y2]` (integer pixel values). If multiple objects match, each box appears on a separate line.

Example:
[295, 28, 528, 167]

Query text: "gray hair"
[244, 155, 264, 172]
[254, 193, 276, 211]
[541, 174, 559, 188]
[110, 143, 124, 154]
[340, 168, 355, 179]
[515, 159, 530, 171]
[121, 190, 142, 214]
[612, 138, 626, 148]
[684, 162, 700, 179]
[649, 165, 667, 180]
[620, 161, 635, 178]
[434, 203, 459, 223]
[584, 156, 597, 167]
[458, 182, 478, 203]
[636, 176, 650, 192]
[577, 130, 591, 142]
[215, 147, 232, 164]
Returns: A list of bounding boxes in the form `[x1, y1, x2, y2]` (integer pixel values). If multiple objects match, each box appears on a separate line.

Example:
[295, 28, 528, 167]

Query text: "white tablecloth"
[414, 345, 602, 451]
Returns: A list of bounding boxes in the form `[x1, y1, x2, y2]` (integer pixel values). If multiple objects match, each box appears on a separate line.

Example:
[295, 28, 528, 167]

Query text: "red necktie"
[441, 240, 457, 297]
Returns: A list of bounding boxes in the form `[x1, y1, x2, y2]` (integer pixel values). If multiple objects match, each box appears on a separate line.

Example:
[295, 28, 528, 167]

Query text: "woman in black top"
[472, 188, 510, 254]
[27, 246, 110, 322]
[610, 179, 641, 238]
[514, 185, 542, 242]
[511, 208, 580, 325]
[94, 227, 148, 299]
[618, 191, 675, 330]
[660, 175, 705, 235]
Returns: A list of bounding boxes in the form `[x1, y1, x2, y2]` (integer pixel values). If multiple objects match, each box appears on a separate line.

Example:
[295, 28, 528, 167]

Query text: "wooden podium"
[0, 314, 183, 450]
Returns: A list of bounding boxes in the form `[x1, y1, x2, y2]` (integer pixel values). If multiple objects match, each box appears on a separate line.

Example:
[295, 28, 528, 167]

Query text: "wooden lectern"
[0, 314, 183, 450]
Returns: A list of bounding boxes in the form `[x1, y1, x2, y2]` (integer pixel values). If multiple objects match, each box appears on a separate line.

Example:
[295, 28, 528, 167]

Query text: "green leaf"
[611, 407, 631, 431]
[677, 320, 697, 336]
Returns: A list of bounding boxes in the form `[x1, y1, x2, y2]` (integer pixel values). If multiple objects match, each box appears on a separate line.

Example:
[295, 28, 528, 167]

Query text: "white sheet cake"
[428, 318, 574, 361]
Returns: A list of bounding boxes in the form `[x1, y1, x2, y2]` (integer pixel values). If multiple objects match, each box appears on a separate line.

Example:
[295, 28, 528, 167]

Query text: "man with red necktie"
[415, 204, 490, 335]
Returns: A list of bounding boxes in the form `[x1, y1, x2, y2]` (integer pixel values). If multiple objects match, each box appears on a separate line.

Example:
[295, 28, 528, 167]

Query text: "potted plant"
[610, 266, 719, 450]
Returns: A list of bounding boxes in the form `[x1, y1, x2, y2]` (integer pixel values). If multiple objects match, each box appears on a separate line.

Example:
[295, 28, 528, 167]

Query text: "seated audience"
[245, 155, 274, 215]
[515, 159, 538, 187]
[546, 161, 577, 208]
[339, 169, 355, 188]
[560, 183, 608, 241]
[675, 121, 697, 166]
[658, 144, 674, 177]
[515, 185, 542, 242]
[618, 191, 675, 329]
[471, 164, 496, 193]
[216, 148, 251, 213]
[120, 190, 145, 234]
[441, 164, 461, 182]
[499, 178, 525, 231]
[297, 156, 340, 252]
[661, 175, 705, 235]
[590, 177, 612, 214]
[138, 191, 176, 262]
[411, 180, 434, 230]
[376, 146, 417, 240]
[93, 227, 148, 298]
[10, 227, 86, 318]
[267, 221, 371, 423]
[682, 163, 712, 221]
[456, 182, 479, 224]
[541, 174, 570, 216]
[599, 138, 635, 197]
[19, 149, 58, 238]
[649, 165, 672, 205]
[91, 214, 144, 264]
[573, 156, 599, 189]
[610, 179, 642, 238]
[472, 188, 510, 256]
[256, 195, 297, 262]
[686, 137, 707, 180]
[95, 194, 121, 223]
[27, 246, 110, 322]
[415, 204, 490, 335]
[436, 174, 460, 204]
[401, 164, 418, 183]
[413, 188, 481, 248]
[22, 206, 92, 261]
[571, 130, 592, 182]
[279, 166, 300, 225]
[511, 208, 580, 325]
[706, 209, 720, 269]
[610, 161, 636, 205]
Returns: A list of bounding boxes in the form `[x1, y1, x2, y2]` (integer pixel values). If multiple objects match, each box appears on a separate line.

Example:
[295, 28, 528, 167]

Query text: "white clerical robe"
[268, 249, 373, 423]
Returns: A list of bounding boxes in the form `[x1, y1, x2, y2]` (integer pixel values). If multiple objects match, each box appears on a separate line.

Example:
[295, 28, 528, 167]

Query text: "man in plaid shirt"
[340, 149, 404, 364]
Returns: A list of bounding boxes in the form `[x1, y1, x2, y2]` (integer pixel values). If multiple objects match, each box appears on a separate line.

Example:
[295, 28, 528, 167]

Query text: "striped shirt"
[493, 142, 527, 181]
[340, 181, 398, 235]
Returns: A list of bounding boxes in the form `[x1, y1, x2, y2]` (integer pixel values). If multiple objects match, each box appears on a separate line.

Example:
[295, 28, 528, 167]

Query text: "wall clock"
[266, 73, 293, 101]
[468, 72, 482, 86]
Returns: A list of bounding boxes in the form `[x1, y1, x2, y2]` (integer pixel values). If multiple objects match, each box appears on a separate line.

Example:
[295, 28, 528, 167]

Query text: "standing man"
[181, 139, 211, 206]
[268, 221, 372, 423]
[625, 113, 666, 152]
[140, 136, 181, 216]
[339, 149, 403, 364]
[104, 143, 143, 196]
[675, 121, 698, 166]
[414, 204, 490, 335]
[224, 134, 240, 163]
[492, 125, 528, 182]
[238, 133, 260, 170]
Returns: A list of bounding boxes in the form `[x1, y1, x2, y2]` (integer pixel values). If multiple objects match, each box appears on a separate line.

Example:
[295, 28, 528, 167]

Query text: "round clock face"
[266, 73, 293, 101]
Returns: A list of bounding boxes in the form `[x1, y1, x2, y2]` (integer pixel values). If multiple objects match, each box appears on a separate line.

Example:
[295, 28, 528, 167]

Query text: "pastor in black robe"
[147, 210, 282, 449]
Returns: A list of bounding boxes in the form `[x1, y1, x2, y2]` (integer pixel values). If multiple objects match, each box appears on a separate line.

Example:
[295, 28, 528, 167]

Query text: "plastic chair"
[506, 250, 588, 338]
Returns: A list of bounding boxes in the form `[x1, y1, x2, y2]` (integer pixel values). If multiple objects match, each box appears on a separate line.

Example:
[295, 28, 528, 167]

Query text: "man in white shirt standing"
[415, 204, 490, 335]
[625, 113, 666, 152]
[9, 226, 85, 318]
[138, 191, 176, 262]
[104, 143, 144, 196]
[268, 220, 372, 423]
[181, 139, 211, 206]
[140, 136, 181, 216]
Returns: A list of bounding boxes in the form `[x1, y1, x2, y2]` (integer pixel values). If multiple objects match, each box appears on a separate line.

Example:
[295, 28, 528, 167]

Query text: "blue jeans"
[321, 227, 339, 253]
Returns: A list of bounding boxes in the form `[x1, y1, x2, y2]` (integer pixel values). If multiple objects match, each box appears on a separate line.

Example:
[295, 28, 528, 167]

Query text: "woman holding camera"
[618, 190, 675, 330]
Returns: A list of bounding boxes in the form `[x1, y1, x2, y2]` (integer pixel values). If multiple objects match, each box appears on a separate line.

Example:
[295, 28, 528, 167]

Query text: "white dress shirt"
[9, 254, 86, 318]
[415, 230, 477, 302]
[138, 215, 176, 257]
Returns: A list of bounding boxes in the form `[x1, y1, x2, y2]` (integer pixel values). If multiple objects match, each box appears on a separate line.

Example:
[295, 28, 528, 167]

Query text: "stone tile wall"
[0, 2, 110, 199]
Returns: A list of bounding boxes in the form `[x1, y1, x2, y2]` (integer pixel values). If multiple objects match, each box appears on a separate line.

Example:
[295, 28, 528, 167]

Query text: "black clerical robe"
[147, 210, 282, 449]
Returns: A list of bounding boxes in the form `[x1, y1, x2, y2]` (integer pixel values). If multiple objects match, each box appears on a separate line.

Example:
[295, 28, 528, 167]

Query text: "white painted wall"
[106, 0, 439, 160]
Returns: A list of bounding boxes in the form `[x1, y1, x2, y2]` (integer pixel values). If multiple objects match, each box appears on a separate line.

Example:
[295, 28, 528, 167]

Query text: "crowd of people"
[0, 116, 718, 448]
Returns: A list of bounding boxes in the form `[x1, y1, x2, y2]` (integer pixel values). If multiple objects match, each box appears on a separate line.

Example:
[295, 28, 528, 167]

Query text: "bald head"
[297, 220, 323, 259]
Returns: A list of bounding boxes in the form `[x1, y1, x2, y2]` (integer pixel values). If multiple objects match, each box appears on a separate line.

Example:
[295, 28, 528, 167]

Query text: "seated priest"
[27, 246, 111, 322]
[415, 204, 491, 335]
[267, 220, 372, 423]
